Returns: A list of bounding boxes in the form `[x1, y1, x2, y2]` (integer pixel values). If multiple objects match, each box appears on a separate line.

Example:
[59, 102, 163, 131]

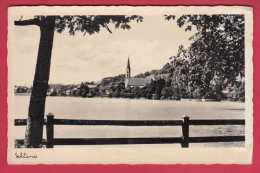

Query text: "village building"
[124, 58, 154, 88]
[88, 84, 97, 89]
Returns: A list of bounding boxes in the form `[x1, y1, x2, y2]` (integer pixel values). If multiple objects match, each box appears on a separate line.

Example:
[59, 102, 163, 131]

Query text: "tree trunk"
[24, 16, 56, 148]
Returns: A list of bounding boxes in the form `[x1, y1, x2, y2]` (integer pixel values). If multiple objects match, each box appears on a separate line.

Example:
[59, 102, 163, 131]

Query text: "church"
[124, 58, 153, 88]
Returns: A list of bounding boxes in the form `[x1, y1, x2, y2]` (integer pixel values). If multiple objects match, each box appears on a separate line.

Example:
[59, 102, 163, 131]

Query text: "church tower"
[125, 57, 131, 88]
[126, 57, 131, 78]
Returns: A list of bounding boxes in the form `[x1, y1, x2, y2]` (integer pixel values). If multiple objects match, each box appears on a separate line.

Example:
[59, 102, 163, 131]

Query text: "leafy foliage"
[164, 15, 175, 21]
[33, 15, 144, 35]
[166, 14, 245, 99]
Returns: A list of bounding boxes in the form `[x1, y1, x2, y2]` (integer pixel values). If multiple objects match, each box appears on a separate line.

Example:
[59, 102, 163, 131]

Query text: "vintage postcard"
[7, 6, 253, 164]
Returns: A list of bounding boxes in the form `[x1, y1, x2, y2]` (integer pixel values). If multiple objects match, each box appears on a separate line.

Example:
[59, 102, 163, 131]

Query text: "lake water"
[12, 96, 245, 147]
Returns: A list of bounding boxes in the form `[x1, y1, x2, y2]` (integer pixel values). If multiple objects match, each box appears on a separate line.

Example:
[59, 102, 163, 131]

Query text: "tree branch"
[104, 23, 112, 34]
[14, 18, 40, 26]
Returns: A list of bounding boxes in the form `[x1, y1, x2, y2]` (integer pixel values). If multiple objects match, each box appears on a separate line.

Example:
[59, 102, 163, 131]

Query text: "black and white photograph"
[8, 6, 253, 164]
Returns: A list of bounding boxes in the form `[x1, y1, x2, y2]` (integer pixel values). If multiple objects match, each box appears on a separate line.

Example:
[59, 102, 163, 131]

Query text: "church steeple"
[126, 57, 131, 78]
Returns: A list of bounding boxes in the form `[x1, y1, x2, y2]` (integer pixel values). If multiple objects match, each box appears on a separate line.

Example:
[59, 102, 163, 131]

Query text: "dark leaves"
[185, 25, 192, 31]
[167, 14, 245, 95]
[164, 15, 175, 21]
[50, 15, 143, 35]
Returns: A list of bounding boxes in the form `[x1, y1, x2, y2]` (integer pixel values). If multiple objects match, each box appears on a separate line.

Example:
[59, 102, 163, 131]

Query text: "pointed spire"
[126, 57, 131, 78]
[127, 57, 131, 68]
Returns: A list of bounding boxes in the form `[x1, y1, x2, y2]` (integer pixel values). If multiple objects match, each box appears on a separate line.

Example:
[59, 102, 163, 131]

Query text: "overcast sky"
[9, 15, 194, 85]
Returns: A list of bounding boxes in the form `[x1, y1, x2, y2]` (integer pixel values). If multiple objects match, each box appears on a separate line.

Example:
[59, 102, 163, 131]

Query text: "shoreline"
[14, 94, 245, 103]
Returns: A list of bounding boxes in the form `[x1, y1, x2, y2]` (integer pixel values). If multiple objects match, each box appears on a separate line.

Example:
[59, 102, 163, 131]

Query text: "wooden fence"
[15, 113, 245, 148]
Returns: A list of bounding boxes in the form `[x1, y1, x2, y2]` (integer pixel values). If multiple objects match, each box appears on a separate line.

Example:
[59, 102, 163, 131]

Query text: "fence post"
[181, 115, 190, 148]
[46, 113, 54, 148]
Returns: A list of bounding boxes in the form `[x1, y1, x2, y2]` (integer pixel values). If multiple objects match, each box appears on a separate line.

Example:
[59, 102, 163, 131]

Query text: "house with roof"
[124, 58, 154, 88]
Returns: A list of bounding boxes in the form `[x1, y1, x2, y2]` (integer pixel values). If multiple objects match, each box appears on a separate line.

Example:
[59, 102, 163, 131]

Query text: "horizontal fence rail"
[16, 119, 183, 126]
[14, 114, 245, 148]
[189, 119, 245, 125]
[15, 118, 245, 126]
[15, 119, 47, 126]
[189, 136, 245, 143]
[54, 137, 183, 145]
[53, 119, 184, 126]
